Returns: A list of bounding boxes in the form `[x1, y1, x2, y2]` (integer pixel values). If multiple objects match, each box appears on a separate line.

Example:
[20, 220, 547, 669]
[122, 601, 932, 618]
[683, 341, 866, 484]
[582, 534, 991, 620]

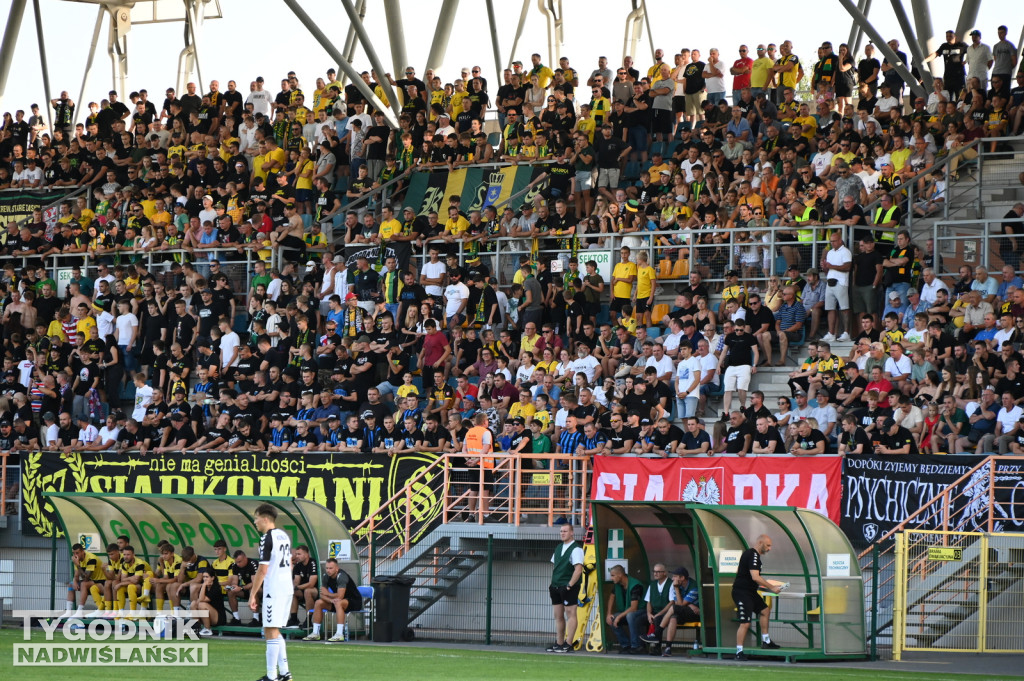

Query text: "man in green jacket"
[546, 523, 584, 653]
[606, 564, 645, 654]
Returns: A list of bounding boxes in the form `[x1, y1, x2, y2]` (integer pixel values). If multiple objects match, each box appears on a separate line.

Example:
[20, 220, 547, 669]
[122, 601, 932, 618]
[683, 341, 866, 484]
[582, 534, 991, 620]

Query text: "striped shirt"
[776, 302, 804, 331]
[557, 429, 584, 455]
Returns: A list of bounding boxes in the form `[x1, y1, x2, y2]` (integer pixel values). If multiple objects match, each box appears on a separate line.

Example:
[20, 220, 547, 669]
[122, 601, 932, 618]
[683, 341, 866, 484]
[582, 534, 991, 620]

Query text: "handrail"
[349, 450, 448, 539]
[862, 138, 980, 218]
[856, 455, 1020, 560]
[8, 184, 92, 229]
[344, 167, 414, 212]
[1, 451, 8, 516]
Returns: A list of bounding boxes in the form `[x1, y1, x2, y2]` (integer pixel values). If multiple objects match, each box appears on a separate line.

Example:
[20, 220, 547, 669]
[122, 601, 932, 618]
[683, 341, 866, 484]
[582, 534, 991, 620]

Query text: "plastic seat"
[623, 161, 641, 181]
[346, 585, 375, 640]
[650, 141, 666, 157]
[658, 259, 673, 278]
[651, 303, 670, 322]
[670, 258, 689, 279]
[486, 132, 501, 147]
[666, 140, 681, 157]
[647, 327, 662, 338]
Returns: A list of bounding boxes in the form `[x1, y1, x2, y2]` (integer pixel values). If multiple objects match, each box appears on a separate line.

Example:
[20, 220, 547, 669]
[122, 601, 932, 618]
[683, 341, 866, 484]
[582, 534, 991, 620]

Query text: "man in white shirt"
[918, 268, 948, 306]
[114, 299, 139, 370]
[72, 415, 99, 451]
[218, 317, 241, 370]
[435, 113, 456, 138]
[992, 314, 1016, 352]
[443, 272, 470, 328]
[238, 115, 260, 155]
[662, 318, 685, 357]
[821, 231, 853, 342]
[965, 30, 993, 88]
[696, 339, 719, 418]
[883, 343, 912, 388]
[978, 392, 1023, 454]
[93, 415, 121, 450]
[644, 341, 675, 384]
[421, 248, 447, 297]
[809, 140, 834, 177]
[131, 374, 153, 422]
[570, 343, 601, 384]
[245, 78, 272, 117]
[674, 343, 702, 419]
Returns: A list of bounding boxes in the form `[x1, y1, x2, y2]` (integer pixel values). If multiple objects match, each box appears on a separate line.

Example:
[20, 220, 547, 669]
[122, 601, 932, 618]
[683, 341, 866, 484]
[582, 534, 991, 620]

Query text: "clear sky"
[0, 0, 1018, 120]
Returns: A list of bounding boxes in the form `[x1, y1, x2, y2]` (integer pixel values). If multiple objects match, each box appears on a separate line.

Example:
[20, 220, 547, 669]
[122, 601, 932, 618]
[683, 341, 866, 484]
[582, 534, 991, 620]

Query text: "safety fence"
[407, 223, 848, 293]
[893, 530, 1024, 660]
[856, 456, 1024, 660]
[932, 217, 1024, 279]
[351, 452, 591, 578]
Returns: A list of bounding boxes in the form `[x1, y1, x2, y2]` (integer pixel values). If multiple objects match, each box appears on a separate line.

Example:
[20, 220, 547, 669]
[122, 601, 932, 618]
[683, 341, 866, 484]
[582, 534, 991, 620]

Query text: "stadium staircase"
[390, 533, 488, 623]
[880, 538, 1024, 648]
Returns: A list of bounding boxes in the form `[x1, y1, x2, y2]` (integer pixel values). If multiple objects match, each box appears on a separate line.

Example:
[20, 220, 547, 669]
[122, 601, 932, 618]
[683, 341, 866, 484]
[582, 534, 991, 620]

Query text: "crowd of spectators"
[0, 26, 1021, 471]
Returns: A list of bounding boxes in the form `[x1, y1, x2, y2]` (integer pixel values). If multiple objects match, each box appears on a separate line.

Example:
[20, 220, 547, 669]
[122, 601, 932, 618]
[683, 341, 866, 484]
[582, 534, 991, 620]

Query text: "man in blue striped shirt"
[775, 286, 805, 364]
[557, 414, 584, 455]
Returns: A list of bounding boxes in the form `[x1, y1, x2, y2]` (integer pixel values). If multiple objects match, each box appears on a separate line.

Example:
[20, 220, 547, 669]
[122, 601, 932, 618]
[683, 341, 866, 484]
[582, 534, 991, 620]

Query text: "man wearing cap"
[641, 566, 699, 657]
[965, 30, 993, 89]
[875, 417, 918, 455]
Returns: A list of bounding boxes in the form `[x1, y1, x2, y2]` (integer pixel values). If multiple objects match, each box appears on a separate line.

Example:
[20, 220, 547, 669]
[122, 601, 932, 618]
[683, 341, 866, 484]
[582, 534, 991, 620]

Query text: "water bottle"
[344, 623, 349, 641]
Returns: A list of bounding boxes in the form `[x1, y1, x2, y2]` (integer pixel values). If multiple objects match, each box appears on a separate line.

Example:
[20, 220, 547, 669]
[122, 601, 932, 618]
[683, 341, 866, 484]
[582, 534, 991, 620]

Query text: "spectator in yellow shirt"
[634, 251, 658, 325]
[376, 205, 403, 242]
[610, 246, 637, 325]
[529, 53, 554, 88]
[442, 206, 469, 241]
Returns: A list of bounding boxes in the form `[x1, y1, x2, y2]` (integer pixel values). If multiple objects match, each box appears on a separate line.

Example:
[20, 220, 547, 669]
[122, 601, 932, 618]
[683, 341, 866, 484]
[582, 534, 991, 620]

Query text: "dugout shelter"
[591, 502, 867, 662]
[43, 492, 361, 584]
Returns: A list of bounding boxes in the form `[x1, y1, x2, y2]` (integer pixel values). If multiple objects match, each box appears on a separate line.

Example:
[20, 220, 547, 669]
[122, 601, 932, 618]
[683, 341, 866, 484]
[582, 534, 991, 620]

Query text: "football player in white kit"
[250, 503, 294, 681]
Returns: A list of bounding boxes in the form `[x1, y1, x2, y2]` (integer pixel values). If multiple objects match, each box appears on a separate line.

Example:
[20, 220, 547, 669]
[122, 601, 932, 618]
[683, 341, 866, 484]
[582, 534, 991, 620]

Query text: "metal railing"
[856, 456, 1023, 657]
[350, 451, 591, 581]
[409, 224, 844, 292]
[1, 452, 18, 517]
[932, 217, 1024, 278]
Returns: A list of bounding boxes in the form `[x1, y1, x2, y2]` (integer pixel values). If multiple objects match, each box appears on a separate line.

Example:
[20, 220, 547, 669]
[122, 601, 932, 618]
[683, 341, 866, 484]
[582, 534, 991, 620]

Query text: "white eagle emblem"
[683, 475, 721, 505]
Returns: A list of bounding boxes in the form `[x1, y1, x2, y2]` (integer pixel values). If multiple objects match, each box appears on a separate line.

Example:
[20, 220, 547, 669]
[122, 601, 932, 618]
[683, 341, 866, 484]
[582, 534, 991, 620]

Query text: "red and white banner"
[590, 456, 843, 522]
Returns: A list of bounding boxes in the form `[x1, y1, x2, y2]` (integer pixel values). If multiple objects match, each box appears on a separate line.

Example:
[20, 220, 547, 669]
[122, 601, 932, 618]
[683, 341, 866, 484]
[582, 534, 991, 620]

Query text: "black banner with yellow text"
[20, 450, 445, 544]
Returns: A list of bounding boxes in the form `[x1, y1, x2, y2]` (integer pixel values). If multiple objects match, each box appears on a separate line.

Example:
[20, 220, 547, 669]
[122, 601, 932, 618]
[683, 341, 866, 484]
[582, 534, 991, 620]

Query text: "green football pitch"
[1, 629, 1013, 680]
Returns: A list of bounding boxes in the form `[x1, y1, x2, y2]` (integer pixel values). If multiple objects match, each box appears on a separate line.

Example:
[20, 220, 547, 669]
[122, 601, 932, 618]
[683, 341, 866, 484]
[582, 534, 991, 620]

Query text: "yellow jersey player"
[64, 542, 105, 617]
[101, 543, 123, 616]
[212, 539, 237, 593]
[152, 543, 183, 614]
[111, 545, 153, 614]
[178, 546, 211, 606]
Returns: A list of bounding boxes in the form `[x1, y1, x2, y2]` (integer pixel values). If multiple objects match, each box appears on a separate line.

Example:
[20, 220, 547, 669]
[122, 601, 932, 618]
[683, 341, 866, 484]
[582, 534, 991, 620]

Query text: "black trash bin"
[371, 575, 415, 642]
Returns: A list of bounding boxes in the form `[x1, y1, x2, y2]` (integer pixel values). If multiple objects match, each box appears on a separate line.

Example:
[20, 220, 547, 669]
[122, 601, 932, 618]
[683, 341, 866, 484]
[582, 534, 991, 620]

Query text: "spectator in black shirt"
[751, 416, 786, 454]
[791, 419, 827, 455]
[875, 417, 918, 455]
[838, 414, 872, 455]
[718, 322, 759, 417]
[718, 411, 751, 455]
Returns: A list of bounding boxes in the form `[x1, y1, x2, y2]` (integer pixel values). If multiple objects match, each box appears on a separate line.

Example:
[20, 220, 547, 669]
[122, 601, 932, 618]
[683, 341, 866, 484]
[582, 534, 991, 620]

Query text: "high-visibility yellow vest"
[874, 205, 899, 241]
[794, 206, 816, 242]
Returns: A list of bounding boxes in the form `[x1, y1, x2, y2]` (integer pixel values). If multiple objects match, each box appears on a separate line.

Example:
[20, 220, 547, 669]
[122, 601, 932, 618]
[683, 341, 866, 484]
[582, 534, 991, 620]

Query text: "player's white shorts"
[261, 582, 293, 628]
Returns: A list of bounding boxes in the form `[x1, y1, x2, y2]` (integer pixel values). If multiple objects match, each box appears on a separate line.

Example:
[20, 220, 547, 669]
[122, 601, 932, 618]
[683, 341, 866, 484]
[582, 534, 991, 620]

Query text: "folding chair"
[346, 585, 375, 640]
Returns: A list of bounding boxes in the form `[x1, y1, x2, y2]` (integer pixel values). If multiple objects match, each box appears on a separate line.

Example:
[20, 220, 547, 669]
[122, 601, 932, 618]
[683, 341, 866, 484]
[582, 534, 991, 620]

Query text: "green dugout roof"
[43, 492, 360, 580]
[590, 502, 866, 661]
